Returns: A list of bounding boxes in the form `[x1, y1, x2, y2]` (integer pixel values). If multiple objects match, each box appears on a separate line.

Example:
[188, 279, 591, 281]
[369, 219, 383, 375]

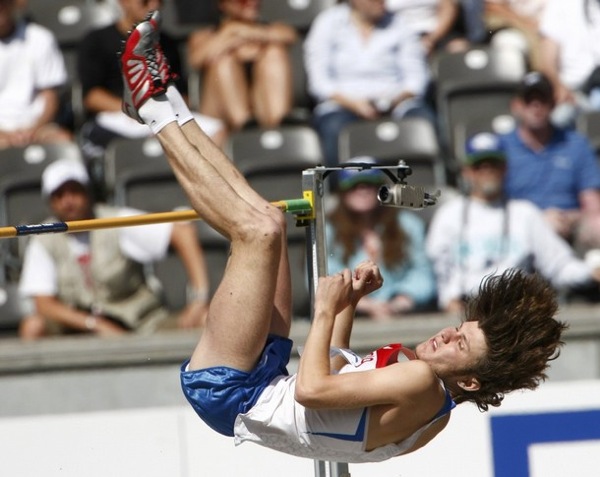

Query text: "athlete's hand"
[315, 269, 353, 317]
[351, 260, 383, 304]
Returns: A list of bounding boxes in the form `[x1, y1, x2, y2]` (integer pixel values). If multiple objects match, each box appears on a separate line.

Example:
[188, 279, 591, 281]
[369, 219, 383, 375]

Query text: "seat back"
[24, 0, 99, 48]
[0, 142, 84, 279]
[338, 117, 447, 186]
[103, 137, 188, 211]
[226, 125, 323, 201]
[576, 110, 600, 157]
[0, 282, 27, 334]
[433, 46, 526, 157]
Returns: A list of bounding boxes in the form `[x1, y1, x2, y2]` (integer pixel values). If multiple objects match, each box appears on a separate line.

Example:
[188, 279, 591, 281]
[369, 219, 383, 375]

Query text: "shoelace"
[144, 47, 163, 86]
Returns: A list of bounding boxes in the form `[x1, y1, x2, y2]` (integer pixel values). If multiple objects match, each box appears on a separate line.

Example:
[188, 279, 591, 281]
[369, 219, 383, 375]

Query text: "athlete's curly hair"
[453, 269, 568, 411]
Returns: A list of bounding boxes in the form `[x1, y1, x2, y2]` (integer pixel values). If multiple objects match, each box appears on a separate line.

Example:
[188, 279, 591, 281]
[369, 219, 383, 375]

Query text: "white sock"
[166, 84, 194, 126]
[138, 94, 177, 134]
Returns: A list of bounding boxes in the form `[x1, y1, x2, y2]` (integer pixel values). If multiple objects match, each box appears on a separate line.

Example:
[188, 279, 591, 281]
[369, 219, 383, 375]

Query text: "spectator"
[304, 0, 433, 168]
[485, 0, 547, 70]
[186, 0, 298, 132]
[0, 0, 72, 149]
[539, 0, 600, 124]
[501, 72, 600, 255]
[18, 158, 211, 340]
[386, 0, 470, 55]
[427, 132, 600, 313]
[77, 0, 225, 169]
[326, 158, 437, 319]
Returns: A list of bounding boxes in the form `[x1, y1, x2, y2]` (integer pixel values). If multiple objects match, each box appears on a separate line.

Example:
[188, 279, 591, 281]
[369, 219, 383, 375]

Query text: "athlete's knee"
[235, 212, 283, 249]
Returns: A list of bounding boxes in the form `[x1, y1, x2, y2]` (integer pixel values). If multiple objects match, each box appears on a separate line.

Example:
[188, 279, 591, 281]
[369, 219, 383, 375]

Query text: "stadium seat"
[24, 0, 99, 48]
[0, 142, 84, 280]
[337, 117, 447, 187]
[103, 137, 186, 211]
[576, 110, 600, 158]
[451, 113, 516, 166]
[0, 282, 27, 335]
[432, 46, 526, 163]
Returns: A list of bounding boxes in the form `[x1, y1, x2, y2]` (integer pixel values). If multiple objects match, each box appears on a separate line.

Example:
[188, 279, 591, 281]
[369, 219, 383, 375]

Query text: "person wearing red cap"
[18, 158, 211, 339]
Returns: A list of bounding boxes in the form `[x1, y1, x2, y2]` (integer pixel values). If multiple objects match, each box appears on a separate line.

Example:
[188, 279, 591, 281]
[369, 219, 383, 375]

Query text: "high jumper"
[118, 12, 567, 463]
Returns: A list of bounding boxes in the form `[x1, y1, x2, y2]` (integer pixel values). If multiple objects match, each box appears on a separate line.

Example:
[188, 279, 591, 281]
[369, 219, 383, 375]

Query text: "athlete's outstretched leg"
[120, 17, 290, 373]
[173, 107, 292, 338]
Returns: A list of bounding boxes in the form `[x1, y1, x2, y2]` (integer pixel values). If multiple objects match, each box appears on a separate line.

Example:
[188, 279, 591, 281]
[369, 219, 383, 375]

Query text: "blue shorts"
[180, 335, 293, 437]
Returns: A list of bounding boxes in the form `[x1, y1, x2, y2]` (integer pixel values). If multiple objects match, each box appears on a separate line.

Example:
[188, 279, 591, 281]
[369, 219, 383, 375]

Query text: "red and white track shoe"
[148, 10, 178, 87]
[120, 19, 166, 123]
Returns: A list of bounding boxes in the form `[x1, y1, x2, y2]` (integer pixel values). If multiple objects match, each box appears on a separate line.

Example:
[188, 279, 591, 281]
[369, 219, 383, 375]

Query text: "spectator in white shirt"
[304, 0, 434, 170]
[0, 0, 72, 148]
[538, 0, 600, 126]
[18, 159, 211, 339]
[426, 132, 600, 313]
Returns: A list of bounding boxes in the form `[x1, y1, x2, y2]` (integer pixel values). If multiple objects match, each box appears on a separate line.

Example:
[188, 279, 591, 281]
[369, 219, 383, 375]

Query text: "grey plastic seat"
[432, 46, 526, 161]
[338, 117, 447, 187]
[0, 142, 84, 280]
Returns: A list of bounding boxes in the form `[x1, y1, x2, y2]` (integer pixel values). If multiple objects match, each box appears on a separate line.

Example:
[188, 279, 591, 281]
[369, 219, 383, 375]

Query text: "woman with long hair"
[327, 158, 437, 319]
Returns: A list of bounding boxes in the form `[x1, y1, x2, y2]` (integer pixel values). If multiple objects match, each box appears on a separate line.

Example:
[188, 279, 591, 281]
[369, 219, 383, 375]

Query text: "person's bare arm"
[329, 261, 383, 371]
[485, 2, 537, 30]
[422, 0, 459, 53]
[34, 295, 127, 336]
[32, 88, 61, 130]
[540, 36, 574, 104]
[187, 27, 237, 68]
[330, 94, 379, 118]
[296, 267, 442, 410]
[256, 22, 298, 45]
[580, 189, 600, 214]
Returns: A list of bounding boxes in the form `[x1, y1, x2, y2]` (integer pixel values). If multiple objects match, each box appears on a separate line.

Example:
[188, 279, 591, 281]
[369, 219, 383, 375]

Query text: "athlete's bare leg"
[120, 17, 292, 373]
[176, 118, 292, 340]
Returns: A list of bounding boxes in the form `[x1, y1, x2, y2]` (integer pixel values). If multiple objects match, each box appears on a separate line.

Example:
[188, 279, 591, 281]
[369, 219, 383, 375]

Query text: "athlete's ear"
[457, 376, 481, 392]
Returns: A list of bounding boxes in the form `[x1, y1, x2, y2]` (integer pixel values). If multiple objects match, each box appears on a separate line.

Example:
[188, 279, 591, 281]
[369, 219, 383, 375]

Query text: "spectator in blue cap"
[326, 157, 437, 319]
[426, 132, 600, 313]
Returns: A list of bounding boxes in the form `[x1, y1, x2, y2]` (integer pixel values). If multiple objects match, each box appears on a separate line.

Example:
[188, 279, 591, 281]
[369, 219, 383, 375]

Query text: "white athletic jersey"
[233, 344, 453, 463]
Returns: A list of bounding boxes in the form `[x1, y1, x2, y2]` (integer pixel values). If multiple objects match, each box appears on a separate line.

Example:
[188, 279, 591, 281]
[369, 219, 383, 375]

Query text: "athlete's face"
[415, 321, 488, 391]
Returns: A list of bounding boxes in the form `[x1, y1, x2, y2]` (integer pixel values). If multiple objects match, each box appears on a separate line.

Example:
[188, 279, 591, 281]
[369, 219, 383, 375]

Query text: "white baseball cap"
[41, 159, 90, 198]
